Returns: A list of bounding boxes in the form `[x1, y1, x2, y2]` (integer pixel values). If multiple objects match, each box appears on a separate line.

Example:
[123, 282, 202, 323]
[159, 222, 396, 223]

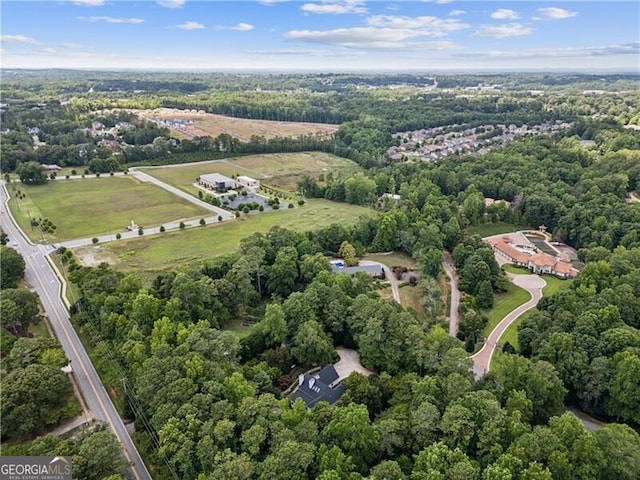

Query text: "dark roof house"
[331, 264, 384, 277]
[290, 365, 346, 408]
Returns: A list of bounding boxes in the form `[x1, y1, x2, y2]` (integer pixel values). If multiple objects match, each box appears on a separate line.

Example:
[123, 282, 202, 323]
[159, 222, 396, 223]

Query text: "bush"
[259, 205, 264, 212]
[115, 233, 121, 240]
[288, 203, 294, 209]
[198, 190, 203, 199]
[179, 221, 186, 230]
[49, 173, 56, 180]
[159, 225, 165, 233]
[84, 169, 89, 175]
[109, 171, 114, 176]
[95, 173, 100, 178]
[199, 218, 206, 226]
[298, 199, 305, 206]
[218, 215, 222, 222]
[92, 237, 99, 244]
[235, 211, 241, 218]
[138, 227, 143, 236]
[123, 170, 128, 175]
[273, 204, 280, 210]
[71, 169, 77, 175]
[65, 175, 70, 179]
[241, 190, 248, 197]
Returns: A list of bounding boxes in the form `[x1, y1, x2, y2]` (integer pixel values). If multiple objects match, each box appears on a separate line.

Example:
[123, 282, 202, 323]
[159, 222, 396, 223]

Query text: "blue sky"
[1, 1, 638, 71]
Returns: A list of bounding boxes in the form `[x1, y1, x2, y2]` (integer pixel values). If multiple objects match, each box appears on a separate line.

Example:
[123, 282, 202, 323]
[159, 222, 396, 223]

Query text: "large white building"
[199, 173, 237, 191]
[236, 175, 260, 190]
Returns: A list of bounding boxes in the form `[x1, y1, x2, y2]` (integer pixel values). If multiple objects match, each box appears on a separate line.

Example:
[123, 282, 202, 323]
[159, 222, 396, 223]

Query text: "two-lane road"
[0, 183, 151, 480]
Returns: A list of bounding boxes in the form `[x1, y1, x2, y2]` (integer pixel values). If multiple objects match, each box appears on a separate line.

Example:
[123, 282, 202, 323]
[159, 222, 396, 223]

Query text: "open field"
[481, 282, 531, 338]
[137, 108, 339, 142]
[7, 177, 210, 241]
[74, 198, 374, 278]
[502, 264, 531, 274]
[140, 151, 360, 194]
[468, 222, 529, 238]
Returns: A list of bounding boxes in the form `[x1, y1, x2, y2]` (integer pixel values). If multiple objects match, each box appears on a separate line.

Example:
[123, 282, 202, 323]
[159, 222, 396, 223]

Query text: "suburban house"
[236, 175, 260, 190]
[331, 263, 384, 278]
[290, 365, 346, 408]
[41, 164, 61, 172]
[489, 237, 577, 279]
[199, 173, 237, 191]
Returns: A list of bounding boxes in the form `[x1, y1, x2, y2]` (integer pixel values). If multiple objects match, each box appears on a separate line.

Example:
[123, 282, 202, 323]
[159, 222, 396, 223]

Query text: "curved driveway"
[471, 272, 546, 378]
[360, 259, 400, 303]
[0, 183, 151, 480]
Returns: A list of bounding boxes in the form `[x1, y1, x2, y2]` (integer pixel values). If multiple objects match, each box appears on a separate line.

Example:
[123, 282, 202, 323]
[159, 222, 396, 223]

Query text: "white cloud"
[455, 42, 639, 60]
[71, 0, 105, 6]
[176, 21, 204, 30]
[40, 48, 57, 54]
[286, 27, 459, 50]
[491, 9, 519, 20]
[157, 0, 186, 7]
[537, 7, 578, 19]
[76, 16, 144, 24]
[366, 15, 469, 36]
[301, 1, 367, 15]
[449, 10, 466, 17]
[61, 42, 83, 49]
[0, 34, 40, 45]
[245, 48, 367, 57]
[435, 0, 453, 4]
[215, 22, 255, 31]
[472, 23, 533, 38]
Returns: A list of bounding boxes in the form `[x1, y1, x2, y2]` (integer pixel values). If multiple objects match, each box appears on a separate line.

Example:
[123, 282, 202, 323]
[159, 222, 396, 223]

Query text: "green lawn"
[74, 198, 375, 277]
[467, 222, 528, 238]
[500, 276, 572, 350]
[481, 282, 531, 338]
[7, 177, 211, 241]
[225, 318, 258, 339]
[502, 264, 531, 274]
[140, 151, 360, 194]
[365, 251, 417, 269]
[399, 284, 428, 322]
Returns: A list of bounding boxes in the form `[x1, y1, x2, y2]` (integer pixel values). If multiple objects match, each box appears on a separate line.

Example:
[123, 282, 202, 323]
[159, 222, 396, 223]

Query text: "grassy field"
[7, 177, 210, 241]
[138, 109, 338, 141]
[467, 222, 529, 238]
[365, 251, 417, 269]
[481, 282, 531, 338]
[399, 284, 428, 322]
[74, 198, 374, 278]
[140, 152, 361, 194]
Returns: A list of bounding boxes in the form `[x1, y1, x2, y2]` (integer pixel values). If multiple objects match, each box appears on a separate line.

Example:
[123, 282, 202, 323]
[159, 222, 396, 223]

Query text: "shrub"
[123, 170, 128, 175]
[65, 175, 70, 179]
[235, 211, 241, 218]
[259, 205, 264, 212]
[92, 237, 99, 244]
[241, 190, 248, 197]
[96, 173, 100, 178]
[198, 191, 204, 199]
[179, 221, 186, 230]
[298, 199, 305, 206]
[218, 215, 223, 222]
[288, 203, 294, 209]
[109, 171, 114, 176]
[138, 228, 143, 236]
[199, 218, 206, 226]
[272, 204, 280, 210]
[115, 233, 121, 240]
[159, 225, 165, 233]
[84, 169, 89, 175]
[71, 169, 77, 175]
[49, 173, 56, 180]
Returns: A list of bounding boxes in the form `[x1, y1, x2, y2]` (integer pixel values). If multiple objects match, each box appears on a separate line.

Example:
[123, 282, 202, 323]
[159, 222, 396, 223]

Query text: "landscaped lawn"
[500, 276, 572, 350]
[7, 177, 210, 241]
[481, 282, 531, 338]
[365, 251, 417, 269]
[74, 198, 375, 278]
[502, 264, 531, 274]
[467, 222, 528, 238]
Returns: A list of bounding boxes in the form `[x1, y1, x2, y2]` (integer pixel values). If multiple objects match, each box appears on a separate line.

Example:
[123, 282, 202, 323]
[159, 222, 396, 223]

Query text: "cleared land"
[7, 177, 210, 241]
[365, 251, 417, 269]
[399, 284, 428, 322]
[74, 198, 374, 278]
[138, 108, 339, 142]
[139, 152, 361, 195]
[467, 222, 529, 237]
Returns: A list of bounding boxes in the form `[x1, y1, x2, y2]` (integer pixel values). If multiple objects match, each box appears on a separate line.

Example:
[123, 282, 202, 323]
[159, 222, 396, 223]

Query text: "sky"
[1, 0, 639, 72]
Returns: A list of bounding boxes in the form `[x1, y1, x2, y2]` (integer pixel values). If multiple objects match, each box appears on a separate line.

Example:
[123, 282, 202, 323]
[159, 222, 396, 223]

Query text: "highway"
[0, 183, 151, 480]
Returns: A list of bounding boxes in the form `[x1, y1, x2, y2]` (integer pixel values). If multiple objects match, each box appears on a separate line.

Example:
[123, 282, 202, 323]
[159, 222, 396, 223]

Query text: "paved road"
[129, 167, 235, 220]
[442, 251, 460, 337]
[0, 183, 151, 480]
[471, 272, 546, 378]
[360, 259, 400, 303]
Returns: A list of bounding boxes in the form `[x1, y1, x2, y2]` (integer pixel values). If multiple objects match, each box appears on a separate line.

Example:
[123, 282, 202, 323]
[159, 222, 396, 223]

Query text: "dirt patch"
[74, 245, 116, 267]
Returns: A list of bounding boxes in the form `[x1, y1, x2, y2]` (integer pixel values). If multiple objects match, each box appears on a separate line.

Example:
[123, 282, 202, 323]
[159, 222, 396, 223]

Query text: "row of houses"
[489, 236, 576, 278]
